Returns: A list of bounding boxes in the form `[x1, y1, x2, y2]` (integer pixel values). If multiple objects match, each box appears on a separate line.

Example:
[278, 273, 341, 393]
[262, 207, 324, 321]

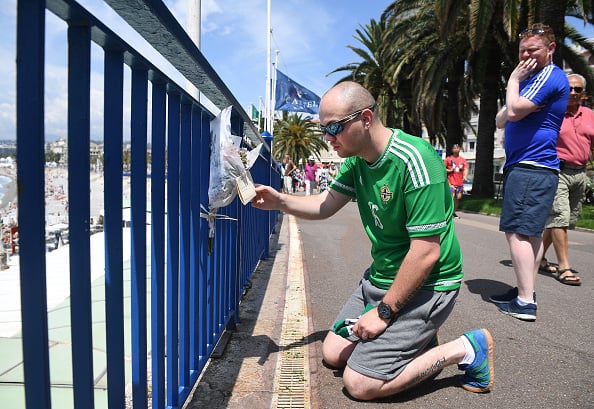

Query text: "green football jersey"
[330, 129, 463, 291]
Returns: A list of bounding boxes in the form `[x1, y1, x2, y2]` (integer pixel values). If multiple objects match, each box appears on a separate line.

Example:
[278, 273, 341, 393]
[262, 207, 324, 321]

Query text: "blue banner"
[274, 70, 320, 114]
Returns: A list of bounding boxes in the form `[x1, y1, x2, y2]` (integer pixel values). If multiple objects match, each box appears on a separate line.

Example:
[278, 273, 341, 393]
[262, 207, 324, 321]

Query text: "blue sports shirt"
[504, 63, 569, 169]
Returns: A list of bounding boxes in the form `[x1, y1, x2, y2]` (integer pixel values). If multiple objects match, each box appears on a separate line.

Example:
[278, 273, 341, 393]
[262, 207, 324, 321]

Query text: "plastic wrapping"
[208, 106, 245, 209]
[204, 106, 262, 254]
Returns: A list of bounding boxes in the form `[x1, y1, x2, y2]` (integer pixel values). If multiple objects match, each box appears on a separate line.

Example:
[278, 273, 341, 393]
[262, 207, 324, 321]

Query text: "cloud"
[160, 0, 347, 105]
[44, 63, 69, 140]
[0, 103, 16, 140]
[0, 2, 16, 140]
[190, 0, 336, 107]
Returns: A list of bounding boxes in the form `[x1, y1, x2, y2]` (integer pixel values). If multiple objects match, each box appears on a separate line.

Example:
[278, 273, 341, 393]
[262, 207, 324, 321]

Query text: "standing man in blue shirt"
[492, 23, 569, 321]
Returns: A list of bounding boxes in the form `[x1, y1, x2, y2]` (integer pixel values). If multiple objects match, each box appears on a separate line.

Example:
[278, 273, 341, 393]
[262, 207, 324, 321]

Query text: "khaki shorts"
[545, 169, 587, 229]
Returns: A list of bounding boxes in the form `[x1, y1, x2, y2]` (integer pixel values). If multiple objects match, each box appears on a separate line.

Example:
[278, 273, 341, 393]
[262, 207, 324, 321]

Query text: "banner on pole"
[250, 104, 259, 120]
[274, 70, 320, 114]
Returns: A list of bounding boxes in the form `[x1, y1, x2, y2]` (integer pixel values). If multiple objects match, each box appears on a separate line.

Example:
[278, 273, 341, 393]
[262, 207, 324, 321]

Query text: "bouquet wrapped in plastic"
[205, 106, 261, 252]
[208, 106, 244, 209]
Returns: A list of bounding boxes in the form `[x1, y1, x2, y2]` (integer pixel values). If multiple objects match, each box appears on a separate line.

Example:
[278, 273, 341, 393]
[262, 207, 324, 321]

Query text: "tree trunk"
[446, 59, 465, 155]
[473, 37, 501, 198]
[384, 92, 397, 129]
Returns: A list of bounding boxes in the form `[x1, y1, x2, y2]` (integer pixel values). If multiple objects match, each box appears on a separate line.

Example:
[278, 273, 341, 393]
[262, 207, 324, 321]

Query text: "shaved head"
[321, 81, 376, 115]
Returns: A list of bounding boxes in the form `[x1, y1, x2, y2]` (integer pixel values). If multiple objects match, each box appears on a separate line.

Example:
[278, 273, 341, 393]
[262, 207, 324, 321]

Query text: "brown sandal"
[539, 258, 558, 274]
[552, 268, 582, 286]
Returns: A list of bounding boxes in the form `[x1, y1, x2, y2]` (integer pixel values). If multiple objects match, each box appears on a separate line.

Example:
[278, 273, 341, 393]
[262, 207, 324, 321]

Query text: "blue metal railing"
[14, 1, 280, 408]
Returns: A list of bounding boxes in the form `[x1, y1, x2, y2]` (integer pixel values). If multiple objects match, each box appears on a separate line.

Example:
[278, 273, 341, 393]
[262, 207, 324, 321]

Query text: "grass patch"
[457, 197, 502, 216]
[458, 197, 594, 231]
[579, 205, 594, 230]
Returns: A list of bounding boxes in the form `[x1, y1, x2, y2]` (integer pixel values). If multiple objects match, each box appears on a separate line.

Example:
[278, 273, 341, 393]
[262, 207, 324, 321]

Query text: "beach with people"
[0, 165, 17, 226]
[0, 164, 137, 337]
[0, 163, 125, 268]
[0, 164, 122, 229]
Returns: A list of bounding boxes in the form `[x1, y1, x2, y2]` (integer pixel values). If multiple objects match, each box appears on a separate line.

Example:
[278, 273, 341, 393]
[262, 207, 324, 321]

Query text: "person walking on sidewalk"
[540, 73, 594, 286]
[251, 81, 494, 400]
[328, 161, 338, 181]
[492, 23, 569, 321]
[444, 144, 468, 217]
[281, 154, 297, 194]
[304, 156, 318, 195]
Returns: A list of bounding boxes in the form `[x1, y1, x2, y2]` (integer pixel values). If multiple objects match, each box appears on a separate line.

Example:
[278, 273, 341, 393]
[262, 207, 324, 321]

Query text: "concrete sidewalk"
[185, 214, 311, 408]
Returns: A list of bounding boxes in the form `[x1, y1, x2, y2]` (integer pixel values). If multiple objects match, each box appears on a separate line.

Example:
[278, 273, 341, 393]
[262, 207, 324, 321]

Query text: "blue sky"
[0, 2, 593, 141]
[0, 0, 388, 141]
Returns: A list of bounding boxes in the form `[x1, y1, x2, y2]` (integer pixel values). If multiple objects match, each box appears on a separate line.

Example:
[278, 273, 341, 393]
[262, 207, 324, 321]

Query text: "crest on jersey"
[380, 184, 393, 204]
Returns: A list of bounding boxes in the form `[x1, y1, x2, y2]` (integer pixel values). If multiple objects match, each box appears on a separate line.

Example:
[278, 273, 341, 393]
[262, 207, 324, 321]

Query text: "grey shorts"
[545, 170, 587, 229]
[332, 271, 459, 381]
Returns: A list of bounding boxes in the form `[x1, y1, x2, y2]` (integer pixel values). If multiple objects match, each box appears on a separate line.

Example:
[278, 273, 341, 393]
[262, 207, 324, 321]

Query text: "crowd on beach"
[0, 165, 110, 266]
[45, 166, 70, 225]
[0, 164, 18, 268]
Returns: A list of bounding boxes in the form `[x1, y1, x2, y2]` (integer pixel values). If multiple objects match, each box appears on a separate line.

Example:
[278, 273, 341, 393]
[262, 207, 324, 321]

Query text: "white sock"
[516, 296, 532, 306]
[459, 335, 475, 365]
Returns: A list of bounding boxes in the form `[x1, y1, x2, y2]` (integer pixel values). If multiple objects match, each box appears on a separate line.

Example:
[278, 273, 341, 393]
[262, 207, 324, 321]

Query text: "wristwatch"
[377, 301, 396, 320]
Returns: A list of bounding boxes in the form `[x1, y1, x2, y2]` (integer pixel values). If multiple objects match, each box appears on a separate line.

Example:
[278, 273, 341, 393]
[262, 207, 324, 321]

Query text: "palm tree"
[328, 17, 405, 130]
[563, 23, 594, 94]
[335, 0, 594, 197]
[559, 2, 594, 94]
[382, 1, 474, 149]
[428, 0, 593, 197]
[272, 112, 327, 166]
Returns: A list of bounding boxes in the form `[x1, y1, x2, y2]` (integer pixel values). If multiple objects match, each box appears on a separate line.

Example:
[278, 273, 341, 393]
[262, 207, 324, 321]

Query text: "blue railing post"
[213, 207, 223, 338]
[149, 79, 167, 409]
[130, 65, 149, 409]
[229, 110, 243, 328]
[67, 21, 95, 409]
[103, 48, 126, 409]
[166, 89, 181, 408]
[261, 134, 274, 258]
[189, 106, 202, 379]
[178, 98, 192, 394]
[198, 109, 212, 370]
[16, 1, 51, 407]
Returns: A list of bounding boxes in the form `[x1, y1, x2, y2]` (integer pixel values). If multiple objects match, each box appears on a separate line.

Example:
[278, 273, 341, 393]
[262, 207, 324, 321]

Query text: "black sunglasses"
[519, 28, 546, 38]
[570, 86, 584, 93]
[320, 104, 376, 136]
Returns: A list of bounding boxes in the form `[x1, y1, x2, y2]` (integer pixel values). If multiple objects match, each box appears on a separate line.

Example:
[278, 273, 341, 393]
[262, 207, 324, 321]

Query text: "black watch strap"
[378, 301, 396, 319]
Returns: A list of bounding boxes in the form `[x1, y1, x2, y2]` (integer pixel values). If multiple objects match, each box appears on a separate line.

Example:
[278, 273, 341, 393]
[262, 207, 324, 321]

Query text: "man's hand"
[510, 58, 538, 83]
[251, 185, 282, 211]
[351, 307, 390, 341]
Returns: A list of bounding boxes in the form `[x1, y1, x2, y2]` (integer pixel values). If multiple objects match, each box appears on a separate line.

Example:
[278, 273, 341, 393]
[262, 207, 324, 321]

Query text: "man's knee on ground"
[321, 332, 353, 368]
[342, 368, 383, 401]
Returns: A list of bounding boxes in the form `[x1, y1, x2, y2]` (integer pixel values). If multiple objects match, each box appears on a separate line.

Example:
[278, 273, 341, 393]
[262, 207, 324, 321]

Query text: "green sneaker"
[458, 329, 494, 393]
